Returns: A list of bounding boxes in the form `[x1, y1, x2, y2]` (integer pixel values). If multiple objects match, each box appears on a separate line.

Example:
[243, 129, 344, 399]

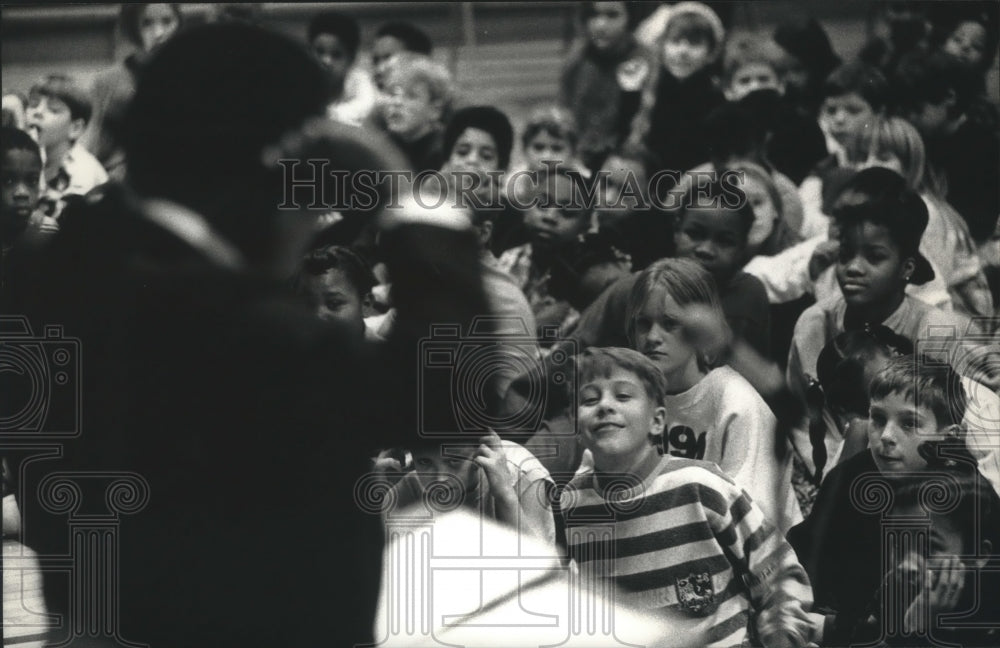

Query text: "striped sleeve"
[691, 464, 814, 611]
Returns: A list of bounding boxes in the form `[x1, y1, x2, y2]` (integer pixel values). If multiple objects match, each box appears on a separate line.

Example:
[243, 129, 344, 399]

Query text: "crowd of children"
[3, 2, 1000, 646]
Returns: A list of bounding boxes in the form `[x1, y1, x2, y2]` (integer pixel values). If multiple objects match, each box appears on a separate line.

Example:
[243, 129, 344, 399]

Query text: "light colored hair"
[846, 116, 932, 194]
[382, 53, 455, 125]
[625, 258, 724, 350]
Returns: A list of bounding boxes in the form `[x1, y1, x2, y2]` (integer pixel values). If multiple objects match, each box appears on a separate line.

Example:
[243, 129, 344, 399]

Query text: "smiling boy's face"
[578, 368, 665, 467]
[868, 390, 955, 474]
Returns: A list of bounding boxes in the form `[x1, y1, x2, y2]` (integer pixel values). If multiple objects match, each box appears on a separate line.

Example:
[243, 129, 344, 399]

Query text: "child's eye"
[615, 392, 632, 401]
[446, 458, 465, 468]
[870, 415, 886, 428]
[416, 457, 433, 467]
[634, 317, 651, 333]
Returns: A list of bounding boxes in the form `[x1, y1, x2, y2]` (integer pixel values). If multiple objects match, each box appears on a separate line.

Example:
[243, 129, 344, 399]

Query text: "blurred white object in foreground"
[373, 506, 705, 647]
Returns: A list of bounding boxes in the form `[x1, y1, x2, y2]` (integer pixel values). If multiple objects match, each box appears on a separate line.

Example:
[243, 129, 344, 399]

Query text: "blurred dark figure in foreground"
[12, 23, 487, 647]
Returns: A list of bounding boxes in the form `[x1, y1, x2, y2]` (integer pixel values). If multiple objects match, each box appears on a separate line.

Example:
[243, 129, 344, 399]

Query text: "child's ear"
[900, 257, 916, 282]
[942, 423, 963, 439]
[650, 406, 666, 436]
[68, 118, 86, 142]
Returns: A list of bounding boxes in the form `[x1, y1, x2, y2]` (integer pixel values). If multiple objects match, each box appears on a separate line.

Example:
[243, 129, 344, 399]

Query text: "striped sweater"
[560, 456, 813, 648]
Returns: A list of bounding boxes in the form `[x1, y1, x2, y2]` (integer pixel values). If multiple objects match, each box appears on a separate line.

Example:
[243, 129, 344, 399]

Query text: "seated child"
[672, 178, 773, 358]
[290, 244, 378, 342]
[732, 161, 801, 259]
[936, 5, 998, 80]
[788, 355, 998, 646]
[308, 10, 377, 126]
[625, 1, 726, 190]
[560, 1, 649, 171]
[560, 346, 814, 647]
[627, 258, 801, 530]
[787, 168, 978, 423]
[565, 178, 773, 360]
[521, 105, 582, 173]
[548, 229, 633, 317]
[370, 21, 433, 91]
[385, 430, 556, 545]
[498, 167, 593, 339]
[799, 61, 888, 239]
[772, 17, 841, 117]
[25, 74, 108, 222]
[892, 50, 998, 245]
[376, 54, 452, 172]
[850, 474, 1000, 647]
[846, 115, 993, 320]
[792, 325, 913, 515]
[1, 127, 51, 312]
[1, 127, 45, 247]
[592, 146, 674, 269]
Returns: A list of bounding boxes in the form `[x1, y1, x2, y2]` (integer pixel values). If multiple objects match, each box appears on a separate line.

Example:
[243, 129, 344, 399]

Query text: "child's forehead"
[823, 92, 872, 109]
[664, 14, 714, 44]
[579, 367, 644, 389]
[871, 390, 936, 417]
[2, 148, 43, 170]
[734, 61, 778, 77]
[839, 220, 898, 245]
[411, 444, 476, 459]
[682, 205, 743, 228]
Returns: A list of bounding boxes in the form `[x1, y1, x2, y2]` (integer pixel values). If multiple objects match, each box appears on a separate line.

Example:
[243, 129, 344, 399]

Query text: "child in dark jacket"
[625, 2, 725, 191]
[560, 1, 650, 171]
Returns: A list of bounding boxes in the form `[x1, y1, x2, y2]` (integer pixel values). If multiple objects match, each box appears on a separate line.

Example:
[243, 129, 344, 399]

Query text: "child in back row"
[568, 177, 773, 361]
[560, 347, 814, 648]
[845, 115, 993, 320]
[25, 74, 107, 222]
[627, 258, 800, 531]
[625, 2, 725, 190]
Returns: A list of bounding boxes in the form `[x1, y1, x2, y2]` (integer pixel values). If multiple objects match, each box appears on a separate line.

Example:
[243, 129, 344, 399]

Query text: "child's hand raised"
[474, 430, 517, 504]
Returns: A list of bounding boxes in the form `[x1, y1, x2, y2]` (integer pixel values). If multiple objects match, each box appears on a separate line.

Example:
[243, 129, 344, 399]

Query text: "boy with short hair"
[561, 346, 815, 648]
[25, 74, 107, 221]
[788, 355, 999, 646]
[799, 62, 889, 239]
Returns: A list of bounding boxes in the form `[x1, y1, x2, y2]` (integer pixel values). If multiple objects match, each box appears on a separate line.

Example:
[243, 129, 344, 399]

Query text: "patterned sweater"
[560, 456, 813, 648]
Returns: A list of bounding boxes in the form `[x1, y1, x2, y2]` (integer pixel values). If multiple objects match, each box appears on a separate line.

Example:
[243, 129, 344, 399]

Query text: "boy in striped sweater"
[560, 347, 816, 647]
